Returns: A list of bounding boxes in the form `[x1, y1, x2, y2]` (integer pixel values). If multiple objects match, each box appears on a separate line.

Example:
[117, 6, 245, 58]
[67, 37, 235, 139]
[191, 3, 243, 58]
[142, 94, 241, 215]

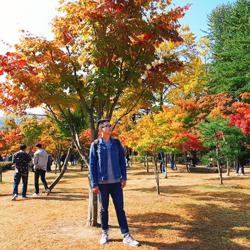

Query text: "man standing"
[33, 143, 50, 196]
[12, 144, 32, 200]
[89, 119, 140, 247]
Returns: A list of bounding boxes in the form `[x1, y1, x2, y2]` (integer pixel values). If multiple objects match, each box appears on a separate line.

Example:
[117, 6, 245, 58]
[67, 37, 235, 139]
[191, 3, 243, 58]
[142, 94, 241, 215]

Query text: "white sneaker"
[45, 188, 50, 194]
[32, 193, 39, 197]
[123, 233, 140, 247]
[11, 194, 18, 201]
[100, 231, 109, 245]
[235, 173, 239, 176]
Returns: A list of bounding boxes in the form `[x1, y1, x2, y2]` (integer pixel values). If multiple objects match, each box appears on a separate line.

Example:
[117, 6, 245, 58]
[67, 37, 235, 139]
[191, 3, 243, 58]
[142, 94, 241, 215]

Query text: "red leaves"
[174, 132, 203, 152]
[229, 101, 250, 135]
[84, 0, 126, 20]
[0, 52, 27, 76]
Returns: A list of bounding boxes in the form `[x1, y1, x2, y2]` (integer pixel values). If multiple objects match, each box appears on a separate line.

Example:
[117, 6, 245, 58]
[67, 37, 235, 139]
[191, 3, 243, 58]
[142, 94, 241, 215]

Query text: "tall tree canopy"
[207, 0, 250, 98]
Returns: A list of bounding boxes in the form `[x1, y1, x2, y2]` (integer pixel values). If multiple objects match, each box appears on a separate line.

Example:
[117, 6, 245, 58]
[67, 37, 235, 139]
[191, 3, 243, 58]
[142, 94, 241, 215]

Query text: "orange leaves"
[175, 99, 197, 112]
[129, 32, 154, 46]
[0, 127, 23, 153]
[79, 129, 92, 147]
[0, 36, 77, 114]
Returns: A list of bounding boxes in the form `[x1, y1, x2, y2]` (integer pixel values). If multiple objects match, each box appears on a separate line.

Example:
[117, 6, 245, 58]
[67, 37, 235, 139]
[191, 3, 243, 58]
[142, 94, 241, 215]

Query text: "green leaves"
[208, 0, 250, 99]
[199, 117, 245, 162]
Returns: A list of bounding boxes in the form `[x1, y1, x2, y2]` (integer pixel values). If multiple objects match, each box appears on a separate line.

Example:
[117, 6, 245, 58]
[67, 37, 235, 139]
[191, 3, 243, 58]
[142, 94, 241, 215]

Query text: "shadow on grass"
[130, 171, 155, 176]
[0, 193, 12, 197]
[46, 172, 87, 181]
[36, 193, 88, 201]
[192, 191, 250, 210]
[127, 183, 250, 250]
[205, 176, 250, 182]
[128, 185, 198, 196]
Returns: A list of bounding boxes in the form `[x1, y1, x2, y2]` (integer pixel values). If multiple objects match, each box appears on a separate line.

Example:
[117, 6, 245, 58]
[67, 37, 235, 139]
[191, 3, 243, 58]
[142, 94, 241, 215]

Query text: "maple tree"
[0, 118, 23, 154]
[0, 0, 190, 226]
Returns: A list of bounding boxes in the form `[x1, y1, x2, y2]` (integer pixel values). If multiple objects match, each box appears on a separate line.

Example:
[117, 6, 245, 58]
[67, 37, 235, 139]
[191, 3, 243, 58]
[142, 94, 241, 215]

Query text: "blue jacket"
[89, 138, 127, 188]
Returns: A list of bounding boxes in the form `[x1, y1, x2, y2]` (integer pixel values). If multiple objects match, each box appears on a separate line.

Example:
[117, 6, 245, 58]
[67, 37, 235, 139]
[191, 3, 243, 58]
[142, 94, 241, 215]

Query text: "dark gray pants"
[34, 169, 48, 194]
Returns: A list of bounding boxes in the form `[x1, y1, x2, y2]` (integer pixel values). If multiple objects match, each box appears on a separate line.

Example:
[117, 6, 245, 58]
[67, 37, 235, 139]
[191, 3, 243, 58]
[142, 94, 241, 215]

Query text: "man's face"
[99, 121, 112, 136]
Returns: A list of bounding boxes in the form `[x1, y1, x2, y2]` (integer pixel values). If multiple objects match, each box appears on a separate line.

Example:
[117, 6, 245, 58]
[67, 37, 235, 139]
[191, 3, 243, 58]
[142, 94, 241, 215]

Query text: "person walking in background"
[158, 151, 165, 173]
[12, 144, 32, 200]
[33, 143, 50, 196]
[47, 154, 53, 172]
[236, 145, 248, 176]
[89, 119, 140, 247]
[170, 153, 175, 170]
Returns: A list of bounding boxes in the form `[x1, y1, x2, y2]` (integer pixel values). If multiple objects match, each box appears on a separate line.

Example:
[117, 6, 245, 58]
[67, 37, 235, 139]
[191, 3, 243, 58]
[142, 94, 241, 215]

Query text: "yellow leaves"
[122, 106, 186, 153]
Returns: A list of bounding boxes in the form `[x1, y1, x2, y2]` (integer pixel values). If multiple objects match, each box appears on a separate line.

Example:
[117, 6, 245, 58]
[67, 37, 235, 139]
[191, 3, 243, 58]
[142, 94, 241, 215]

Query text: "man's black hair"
[20, 144, 27, 150]
[35, 143, 42, 148]
[97, 119, 110, 129]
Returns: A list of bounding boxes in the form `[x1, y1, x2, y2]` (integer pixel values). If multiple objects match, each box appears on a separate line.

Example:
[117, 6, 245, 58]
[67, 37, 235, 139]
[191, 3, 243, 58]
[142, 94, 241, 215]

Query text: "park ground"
[0, 164, 250, 250]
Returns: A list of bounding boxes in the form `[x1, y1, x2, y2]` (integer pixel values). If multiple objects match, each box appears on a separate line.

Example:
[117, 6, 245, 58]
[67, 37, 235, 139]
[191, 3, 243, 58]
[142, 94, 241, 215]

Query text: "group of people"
[12, 143, 50, 200]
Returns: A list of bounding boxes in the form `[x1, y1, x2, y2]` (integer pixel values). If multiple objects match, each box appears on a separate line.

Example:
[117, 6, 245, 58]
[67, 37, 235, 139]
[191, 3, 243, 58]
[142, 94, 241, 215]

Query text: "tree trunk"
[55, 146, 63, 174]
[185, 152, 190, 173]
[0, 166, 2, 183]
[48, 147, 72, 194]
[154, 155, 160, 195]
[87, 176, 98, 226]
[216, 147, 223, 185]
[226, 159, 230, 176]
[145, 154, 149, 173]
[174, 154, 177, 170]
[164, 157, 168, 179]
[72, 130, 98, 227]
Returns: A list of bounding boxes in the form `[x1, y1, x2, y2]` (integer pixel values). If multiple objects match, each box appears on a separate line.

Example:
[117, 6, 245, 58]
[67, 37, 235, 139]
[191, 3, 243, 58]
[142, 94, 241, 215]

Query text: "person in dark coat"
[12, 144, 32, 200]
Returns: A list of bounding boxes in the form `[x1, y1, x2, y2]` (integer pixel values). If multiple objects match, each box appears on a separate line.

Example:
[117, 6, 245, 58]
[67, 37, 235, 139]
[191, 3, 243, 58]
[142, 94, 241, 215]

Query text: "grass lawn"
[0, 164, 250, 250]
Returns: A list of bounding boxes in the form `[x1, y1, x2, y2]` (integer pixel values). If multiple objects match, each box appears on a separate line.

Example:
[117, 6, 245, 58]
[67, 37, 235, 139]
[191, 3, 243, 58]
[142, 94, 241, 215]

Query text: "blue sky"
[0, 0, 236, 117]
[174, 0, 235, 40]
[0, 0, 236, 53]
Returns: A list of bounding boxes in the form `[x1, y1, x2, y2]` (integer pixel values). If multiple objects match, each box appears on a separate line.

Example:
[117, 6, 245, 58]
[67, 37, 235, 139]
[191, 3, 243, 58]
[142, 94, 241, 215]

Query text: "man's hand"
[121, 180, 126, 188]
[92, 186, 100, 194]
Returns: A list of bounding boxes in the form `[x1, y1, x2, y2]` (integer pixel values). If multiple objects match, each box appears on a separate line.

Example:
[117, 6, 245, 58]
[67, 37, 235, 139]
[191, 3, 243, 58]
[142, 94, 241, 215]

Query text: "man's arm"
[89, 142, 99, 189]
[117, 140, 127, 182]
[27, 154, 32, 163]
[33, 153, 39, 167]
[12, 154, 16, 164]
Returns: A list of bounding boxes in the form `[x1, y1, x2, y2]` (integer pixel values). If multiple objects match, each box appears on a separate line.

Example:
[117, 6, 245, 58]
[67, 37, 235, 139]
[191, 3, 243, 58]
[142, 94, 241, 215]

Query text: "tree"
[0, 0, 190, 226]
[19, 117, 43, 147]
[0, 118, 23, 154]
[207, 0, 250, 98]
[199, 117, 244, 183]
